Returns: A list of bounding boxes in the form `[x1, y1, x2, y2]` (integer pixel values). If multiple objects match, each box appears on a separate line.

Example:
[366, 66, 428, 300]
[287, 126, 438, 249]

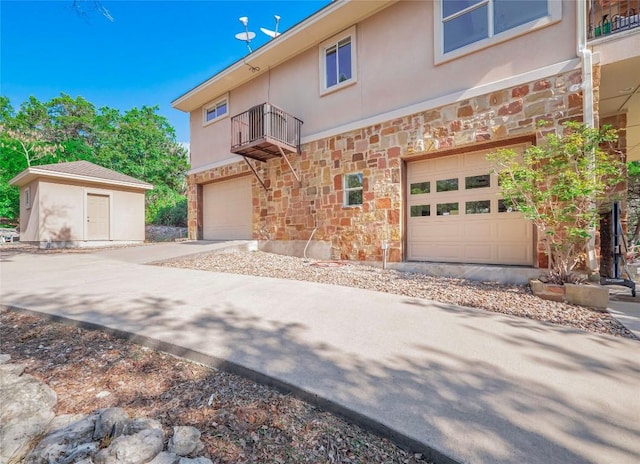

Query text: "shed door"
[203, 176, 252, 240]
[407, 145, 533, 265]
[87, 194, 110, 240]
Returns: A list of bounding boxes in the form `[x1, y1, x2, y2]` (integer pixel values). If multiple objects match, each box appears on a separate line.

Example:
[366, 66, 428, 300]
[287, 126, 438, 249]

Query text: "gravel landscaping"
[159, 250, 637, 339]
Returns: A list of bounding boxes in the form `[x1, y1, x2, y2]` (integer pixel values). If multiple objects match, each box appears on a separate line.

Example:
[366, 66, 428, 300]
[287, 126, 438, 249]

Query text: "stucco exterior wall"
[189, 0, 578, 171]
[188, 67, 590, 265]
[25, 179, 146, 244]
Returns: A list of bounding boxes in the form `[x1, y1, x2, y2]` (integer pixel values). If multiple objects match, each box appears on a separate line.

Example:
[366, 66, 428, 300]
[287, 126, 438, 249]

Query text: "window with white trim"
[320, 26, 357, 94]
[435, 0, 561, 62]
[344, 173, 363, 207]
[203, 95, 228, 126]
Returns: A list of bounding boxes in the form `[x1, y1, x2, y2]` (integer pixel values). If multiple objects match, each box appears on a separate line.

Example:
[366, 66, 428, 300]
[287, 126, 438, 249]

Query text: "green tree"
[0, 95, 188, 224]
[488, 121, 624, 284]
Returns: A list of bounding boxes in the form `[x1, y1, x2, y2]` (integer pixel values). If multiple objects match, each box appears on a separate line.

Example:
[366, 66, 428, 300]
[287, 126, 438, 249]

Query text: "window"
[344, 173, 363, 206]
[466, 200, 490, 214]
[436, 178, 459, 192]
[465, 174, 490, 189]
[437, 202, 459, 215]
[411, 205, 431, 217]
[320, 26, 357, 94]
[24, 187, 31, 209]
[435, 0, 561, 62]
[410, 182, 430, 195]
[203, 95, 229, 126]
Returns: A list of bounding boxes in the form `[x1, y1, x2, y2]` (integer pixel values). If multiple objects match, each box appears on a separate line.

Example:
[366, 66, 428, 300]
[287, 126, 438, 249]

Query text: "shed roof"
[9, 161, 154, 190]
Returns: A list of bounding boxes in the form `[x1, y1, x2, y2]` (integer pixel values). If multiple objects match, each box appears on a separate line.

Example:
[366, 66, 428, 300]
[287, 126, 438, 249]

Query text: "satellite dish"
[260, 14, 281, 39]
[235, 31, 256, 41]
[260, 27, 280, 38]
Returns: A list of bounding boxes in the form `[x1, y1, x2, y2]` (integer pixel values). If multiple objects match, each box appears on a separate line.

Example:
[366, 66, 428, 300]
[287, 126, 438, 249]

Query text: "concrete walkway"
[1, 243, 639, 464]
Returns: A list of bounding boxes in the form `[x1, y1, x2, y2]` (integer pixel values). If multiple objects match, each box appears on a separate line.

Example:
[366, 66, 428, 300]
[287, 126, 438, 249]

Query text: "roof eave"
[171, 0, 397, 113]
[9, 169, 154, 191]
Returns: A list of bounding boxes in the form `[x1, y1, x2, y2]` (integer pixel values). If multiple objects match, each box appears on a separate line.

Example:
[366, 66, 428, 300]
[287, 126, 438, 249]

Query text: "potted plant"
[487, 121, 624, 307]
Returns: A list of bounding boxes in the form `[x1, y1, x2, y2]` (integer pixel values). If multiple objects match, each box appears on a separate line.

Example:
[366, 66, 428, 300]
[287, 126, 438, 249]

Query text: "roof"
[171, 0, 396, 113]
[9, 161, 154, 190]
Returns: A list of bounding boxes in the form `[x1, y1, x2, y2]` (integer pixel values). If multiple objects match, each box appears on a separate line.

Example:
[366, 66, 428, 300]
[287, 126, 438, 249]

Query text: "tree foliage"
[488, 121, 624, 284]
[0, 94, 188, 224]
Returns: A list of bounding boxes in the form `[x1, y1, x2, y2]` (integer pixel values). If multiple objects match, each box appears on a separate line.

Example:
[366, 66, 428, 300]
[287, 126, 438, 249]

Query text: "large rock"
[93, 428, 164, 464]
[178, 458, 213, 464]
[167, 426, 204, 456]
[23, 413, 99, 464]
[93, 408, 129, 440]
[0, 359, 57, 463]
[149, 451, 180, 464]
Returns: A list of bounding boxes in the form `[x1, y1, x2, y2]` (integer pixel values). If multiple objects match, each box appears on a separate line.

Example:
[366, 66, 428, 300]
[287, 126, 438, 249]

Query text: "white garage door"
[407, 145, 533, 265]
[203, 176, 253, 240]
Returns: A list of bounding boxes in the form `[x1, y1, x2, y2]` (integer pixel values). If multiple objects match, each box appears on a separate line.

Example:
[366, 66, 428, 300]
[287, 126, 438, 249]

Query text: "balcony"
[230, 103, 303, 162]
[589, 0, 640, 40]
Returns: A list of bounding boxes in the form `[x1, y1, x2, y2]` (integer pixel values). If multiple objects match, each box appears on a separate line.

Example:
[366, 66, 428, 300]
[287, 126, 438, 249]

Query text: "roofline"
[171, 0, 396, 113]
[9, 168, 154, 191]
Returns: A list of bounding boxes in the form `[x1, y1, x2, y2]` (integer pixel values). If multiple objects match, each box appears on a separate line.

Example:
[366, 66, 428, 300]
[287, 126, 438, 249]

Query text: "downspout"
[577, 0, 599, 273]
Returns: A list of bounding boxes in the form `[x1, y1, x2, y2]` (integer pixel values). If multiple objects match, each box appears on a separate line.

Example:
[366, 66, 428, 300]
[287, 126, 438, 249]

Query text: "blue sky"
[0, 0, 329, 144]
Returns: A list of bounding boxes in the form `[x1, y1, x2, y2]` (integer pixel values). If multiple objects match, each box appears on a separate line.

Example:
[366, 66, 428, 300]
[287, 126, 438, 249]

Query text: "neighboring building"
[9, 161, 153, 248]
[172, 0, 639, 273]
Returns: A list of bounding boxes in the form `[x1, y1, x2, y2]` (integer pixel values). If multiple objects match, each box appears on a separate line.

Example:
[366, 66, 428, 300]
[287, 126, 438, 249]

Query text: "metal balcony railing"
[230, 103, 303, 162]
[589, 0, 640, 40]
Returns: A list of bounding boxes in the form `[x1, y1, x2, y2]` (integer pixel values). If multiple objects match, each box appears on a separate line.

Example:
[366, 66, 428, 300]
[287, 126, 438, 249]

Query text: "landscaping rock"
[168, 426, 204, 456]
[94, 428, 164, 464]
[178, 458, 213, 464]
[93, 407, 129, 440]
[23, 413, 98, 464]
[0, 358, 57, 463]
[149, 451, 180, 464]
[124, 417, 164, 436]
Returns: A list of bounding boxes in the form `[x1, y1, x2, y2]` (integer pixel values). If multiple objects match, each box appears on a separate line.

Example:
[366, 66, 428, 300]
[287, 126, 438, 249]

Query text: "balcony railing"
[230, 103, 303, 162]
[589, 0, 640, 40]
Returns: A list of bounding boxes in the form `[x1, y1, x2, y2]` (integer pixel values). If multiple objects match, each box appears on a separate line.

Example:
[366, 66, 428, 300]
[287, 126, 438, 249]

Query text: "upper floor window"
[320, 26, 357, 95]
[435, 0, 561, 62]
[203, 95, 228, 126]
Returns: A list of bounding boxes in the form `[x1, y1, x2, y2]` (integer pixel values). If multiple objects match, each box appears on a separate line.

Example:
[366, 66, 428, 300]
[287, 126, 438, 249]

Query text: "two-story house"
[172, 0, 639, 279]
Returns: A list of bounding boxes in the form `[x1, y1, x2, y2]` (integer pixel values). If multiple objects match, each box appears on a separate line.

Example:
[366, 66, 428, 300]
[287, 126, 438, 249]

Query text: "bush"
[151, 198, 187, 227]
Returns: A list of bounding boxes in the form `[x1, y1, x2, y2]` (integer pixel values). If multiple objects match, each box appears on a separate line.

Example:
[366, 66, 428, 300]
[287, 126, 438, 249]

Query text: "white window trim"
[319, 25, 358, 96]
[202, 94, 229, 127]
[343, 172, 363, 207]
[434, 0, 562, 65]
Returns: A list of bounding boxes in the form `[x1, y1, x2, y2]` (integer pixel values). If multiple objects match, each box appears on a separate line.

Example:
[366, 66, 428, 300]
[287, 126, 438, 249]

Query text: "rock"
[124, 417, 163, 436]
[0, 360, 57, 463]
[149, 451, 180, 464]
[167, 426, 204, 456]
[93, 407, 129, 440]
[23, 413, 99, 464]
[0, 353, 11, 364]
[94, 428, 164, 464]
[178, 458, 213, 464]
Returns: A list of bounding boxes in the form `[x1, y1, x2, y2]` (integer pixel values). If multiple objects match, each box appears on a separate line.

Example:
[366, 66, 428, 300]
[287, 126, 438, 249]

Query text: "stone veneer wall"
[188, 68, 596, 265]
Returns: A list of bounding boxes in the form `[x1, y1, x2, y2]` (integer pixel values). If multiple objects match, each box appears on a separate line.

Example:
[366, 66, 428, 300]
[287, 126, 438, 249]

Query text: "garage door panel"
[463, 244, 493, 261]
[463, 221, 493, 240]
[409, 243, 464, 261]
[407, 144, 533, 265]
[414, 221, 464, 240]
[203, 176, 252, 240]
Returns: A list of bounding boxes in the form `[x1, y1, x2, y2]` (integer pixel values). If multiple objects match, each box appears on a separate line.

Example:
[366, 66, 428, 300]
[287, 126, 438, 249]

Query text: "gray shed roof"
[9, 161, 153, 190]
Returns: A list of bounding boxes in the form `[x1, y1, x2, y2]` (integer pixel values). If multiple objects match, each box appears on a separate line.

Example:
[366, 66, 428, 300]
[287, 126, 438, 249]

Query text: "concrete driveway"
[1, 243, 639, 464]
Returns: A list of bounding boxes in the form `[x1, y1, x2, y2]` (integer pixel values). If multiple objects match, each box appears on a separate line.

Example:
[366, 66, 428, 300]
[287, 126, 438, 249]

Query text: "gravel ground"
[159, 250, 637, 339]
